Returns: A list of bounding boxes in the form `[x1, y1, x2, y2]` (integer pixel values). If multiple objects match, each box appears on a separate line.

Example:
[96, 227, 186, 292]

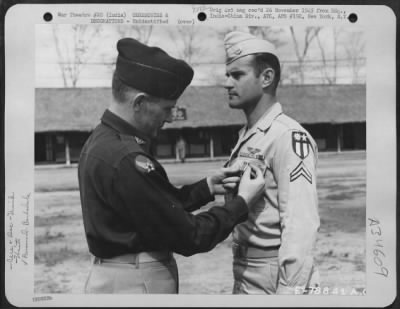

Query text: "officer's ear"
[131, 93, 147, 112]
[260, 67, 275, 90]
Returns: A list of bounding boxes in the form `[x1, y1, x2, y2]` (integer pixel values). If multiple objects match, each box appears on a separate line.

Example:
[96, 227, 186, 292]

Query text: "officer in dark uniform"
[78, 38, 265, 294]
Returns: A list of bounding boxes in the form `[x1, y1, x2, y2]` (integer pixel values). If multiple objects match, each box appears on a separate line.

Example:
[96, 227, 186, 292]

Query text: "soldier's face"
[138, 97, 176, 138]
[224, 55, 264, 110]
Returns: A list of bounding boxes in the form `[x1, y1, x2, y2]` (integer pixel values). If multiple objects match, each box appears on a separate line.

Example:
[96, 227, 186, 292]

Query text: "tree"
[168, 26, 204, 66]
[114, 25, 153, 45]
[248, 26, 287, 49]
[52, 24, 102, 87]
[331, 27, 343, 84]
[315, 27, 344, 84]
[290, 26, 321, 84]
[344, 31, 365, 84]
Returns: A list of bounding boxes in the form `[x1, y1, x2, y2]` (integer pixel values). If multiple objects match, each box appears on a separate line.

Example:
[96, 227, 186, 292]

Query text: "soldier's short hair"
[251, 53, 281, 93]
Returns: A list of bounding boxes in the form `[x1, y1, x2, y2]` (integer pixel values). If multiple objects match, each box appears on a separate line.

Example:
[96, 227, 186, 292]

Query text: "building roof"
[35, 84, 366, 132]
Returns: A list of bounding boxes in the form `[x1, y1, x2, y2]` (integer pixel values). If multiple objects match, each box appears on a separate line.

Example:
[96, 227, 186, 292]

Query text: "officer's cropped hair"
[112, 71, 137, 104]
[112, 71, 162, 105]
[251, 53, 281, 93]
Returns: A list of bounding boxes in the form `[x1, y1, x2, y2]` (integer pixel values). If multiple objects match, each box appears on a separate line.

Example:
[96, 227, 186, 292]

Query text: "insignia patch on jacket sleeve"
[292, 131, 311, 159]
[135, 155, 155, 174]
[290, 162, 312, 184]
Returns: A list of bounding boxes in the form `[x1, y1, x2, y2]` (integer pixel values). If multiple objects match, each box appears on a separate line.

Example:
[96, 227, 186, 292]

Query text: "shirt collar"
[101, 109, 151, 145]
[239, 102, 283, 137]
[256, 102, 283, 131]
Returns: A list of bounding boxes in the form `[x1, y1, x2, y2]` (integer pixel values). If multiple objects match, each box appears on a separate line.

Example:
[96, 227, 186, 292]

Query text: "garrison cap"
[224, 31, 277, 64]
[116, 38, 194, 100]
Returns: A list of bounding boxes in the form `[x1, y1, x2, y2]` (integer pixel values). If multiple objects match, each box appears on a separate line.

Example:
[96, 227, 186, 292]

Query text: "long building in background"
[35, 84, 366, 165]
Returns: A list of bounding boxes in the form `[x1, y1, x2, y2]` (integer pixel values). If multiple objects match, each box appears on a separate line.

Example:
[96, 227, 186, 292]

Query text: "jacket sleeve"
[110, 153, 248, 257]
[169, 178, 216, 212]
[272, 130, 320, 294]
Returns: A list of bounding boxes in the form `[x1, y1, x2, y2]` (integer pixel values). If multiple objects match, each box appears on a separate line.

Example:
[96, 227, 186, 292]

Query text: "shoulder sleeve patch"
[135, 154, 155, 174]
[292, 131, 311, 159]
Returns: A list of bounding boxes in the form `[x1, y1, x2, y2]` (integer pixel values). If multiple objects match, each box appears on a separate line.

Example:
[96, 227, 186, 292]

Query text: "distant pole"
[337, 125, 343, 153]
[65, 135, 71, 165]
[45, 134, 53, 161]
[210, 133, 214, 159]
[175, 139, 179, 161]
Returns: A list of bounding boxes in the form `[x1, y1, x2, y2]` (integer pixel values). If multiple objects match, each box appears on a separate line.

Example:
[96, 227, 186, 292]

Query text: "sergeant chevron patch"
[290, 161, 312, 184]
[292, 131, 310, 159]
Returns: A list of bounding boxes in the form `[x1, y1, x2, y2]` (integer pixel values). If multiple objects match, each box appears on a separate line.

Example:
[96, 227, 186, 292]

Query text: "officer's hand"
[237, 164, 265, 207]
[206, 166, 241, 195]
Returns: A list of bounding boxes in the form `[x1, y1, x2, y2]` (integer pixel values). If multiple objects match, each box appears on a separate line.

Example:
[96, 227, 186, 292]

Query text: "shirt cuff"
[225, 195, 248, 224]
[197, 178, 216, 203]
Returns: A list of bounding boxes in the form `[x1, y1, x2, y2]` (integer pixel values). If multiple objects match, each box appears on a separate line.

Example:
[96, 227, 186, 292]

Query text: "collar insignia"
[247, 147, 261, 154]
[135, 136, 146, 145]
[234, 47, 242, 55]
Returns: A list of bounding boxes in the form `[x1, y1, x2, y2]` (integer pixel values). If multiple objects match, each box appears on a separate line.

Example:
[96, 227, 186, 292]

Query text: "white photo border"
[4, 3, 397, 307]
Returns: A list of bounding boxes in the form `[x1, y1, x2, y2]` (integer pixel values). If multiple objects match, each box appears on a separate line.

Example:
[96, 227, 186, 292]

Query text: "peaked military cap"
[116, 38, 194, 100]
[224, 31, 277, 64]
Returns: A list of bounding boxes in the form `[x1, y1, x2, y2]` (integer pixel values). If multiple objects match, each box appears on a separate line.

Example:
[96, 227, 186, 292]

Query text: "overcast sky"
[35, 25, 365, 87]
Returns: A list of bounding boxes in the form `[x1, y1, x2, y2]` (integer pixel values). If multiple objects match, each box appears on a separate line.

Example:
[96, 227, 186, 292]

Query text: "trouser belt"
[94, 252, 172, 265]
[232, 243, 280, 258]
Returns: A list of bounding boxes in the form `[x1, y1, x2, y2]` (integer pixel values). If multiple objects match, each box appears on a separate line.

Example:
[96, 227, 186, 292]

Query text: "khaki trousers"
[84, 255, 179, 294]
[233, 255, 280, 294]
[232, 255, 320, 294]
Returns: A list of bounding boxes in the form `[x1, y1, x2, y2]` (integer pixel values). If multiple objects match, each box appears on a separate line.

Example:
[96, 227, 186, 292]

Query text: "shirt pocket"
[235, 157, 268, 176]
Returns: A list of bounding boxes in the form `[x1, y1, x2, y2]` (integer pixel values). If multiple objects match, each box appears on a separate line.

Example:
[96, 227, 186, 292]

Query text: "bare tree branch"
[248, 26, 287, 49]
[290, 26, 321, 84]
[115, 25, 153, 44]
[215, 26, 243, 41]
[316, 31, 333, 84]
[344, 31, 365, 83]
[332, 27, 343, 84]
[52, 27, 68, 87]
[52, 25, 102, 87]
[168, 26, 204, 66]
[289, 27, 299, 57]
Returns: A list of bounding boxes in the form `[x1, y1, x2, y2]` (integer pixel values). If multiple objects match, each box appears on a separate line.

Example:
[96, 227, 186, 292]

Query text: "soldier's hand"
[237, 164, 265, 207]
[206, 166, 241, 195]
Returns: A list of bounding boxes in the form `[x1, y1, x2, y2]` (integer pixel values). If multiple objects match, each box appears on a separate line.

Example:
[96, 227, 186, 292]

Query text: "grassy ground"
[34, 151, 366, 294]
